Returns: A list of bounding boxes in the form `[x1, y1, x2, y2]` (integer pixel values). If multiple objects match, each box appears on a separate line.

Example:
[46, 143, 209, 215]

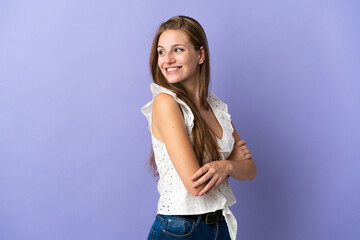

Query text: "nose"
[165, 52, 175, 64]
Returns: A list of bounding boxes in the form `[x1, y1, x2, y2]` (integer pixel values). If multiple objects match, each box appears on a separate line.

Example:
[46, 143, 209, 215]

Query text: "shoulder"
[152, 92, 181, 113]
[152, 92, 184, 126]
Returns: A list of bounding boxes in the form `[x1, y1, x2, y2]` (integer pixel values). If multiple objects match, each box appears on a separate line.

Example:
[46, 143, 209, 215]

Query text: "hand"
[191, 160, 231, 196]
[233, 139, 252, 160]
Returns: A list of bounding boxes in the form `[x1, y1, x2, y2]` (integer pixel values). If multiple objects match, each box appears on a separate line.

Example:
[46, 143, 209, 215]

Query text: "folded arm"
[152, 93, 207, 196]
[226, 121, 257, 181]
[191, 121, 257, 195]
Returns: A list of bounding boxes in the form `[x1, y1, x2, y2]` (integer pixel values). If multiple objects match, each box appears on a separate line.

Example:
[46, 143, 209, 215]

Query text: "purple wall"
[1, 0, 359, 239]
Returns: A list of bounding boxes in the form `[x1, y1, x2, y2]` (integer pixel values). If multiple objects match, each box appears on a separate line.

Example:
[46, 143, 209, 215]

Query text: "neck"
[181, 74, 202, 106]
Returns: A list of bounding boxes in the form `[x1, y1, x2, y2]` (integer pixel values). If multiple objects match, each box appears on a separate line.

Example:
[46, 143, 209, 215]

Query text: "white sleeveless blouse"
[141, 83, 238, 240]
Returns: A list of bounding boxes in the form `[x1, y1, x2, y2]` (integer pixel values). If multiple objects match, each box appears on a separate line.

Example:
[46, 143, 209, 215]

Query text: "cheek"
[185, 57, 198, 72]
[182, 54, 196, 67]
[158, 56, 166, 68]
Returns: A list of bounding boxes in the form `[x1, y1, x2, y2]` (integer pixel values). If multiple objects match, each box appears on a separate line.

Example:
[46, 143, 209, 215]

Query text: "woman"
[141, 15, 257, 240]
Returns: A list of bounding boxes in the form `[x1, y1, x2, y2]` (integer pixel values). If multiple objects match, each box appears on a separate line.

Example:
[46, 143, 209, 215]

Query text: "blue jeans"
[147, 214, 231, 240]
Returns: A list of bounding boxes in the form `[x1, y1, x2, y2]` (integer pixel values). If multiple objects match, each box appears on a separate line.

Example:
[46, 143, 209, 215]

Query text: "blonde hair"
[147, 15, 221, 178]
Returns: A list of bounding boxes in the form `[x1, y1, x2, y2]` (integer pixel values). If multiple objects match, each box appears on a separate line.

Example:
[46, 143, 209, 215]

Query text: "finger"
[234, 140, 243, 147]
[244, 153, 252, 158]
[235, 141, 245, 148]
[236, 140, 246, 146]
[241, 153, 252, 160]
[193, 170, 213, 188]
[243, 149, 250, 154]
[191, 165, 209, 181]
[198, 175, 218, 196]
[239, 145, 248, 150]
[204, 177, 223, 195]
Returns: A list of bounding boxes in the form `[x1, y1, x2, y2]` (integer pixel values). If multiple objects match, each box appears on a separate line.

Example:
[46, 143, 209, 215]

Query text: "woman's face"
[157, 29, 204, 85]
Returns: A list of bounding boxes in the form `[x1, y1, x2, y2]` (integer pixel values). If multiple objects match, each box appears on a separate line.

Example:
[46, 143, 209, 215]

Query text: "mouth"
[165, 66, 182, 73]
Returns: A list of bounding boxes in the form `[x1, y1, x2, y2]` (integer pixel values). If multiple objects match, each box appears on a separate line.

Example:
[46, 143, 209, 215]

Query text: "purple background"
[1, 0, 359, 239]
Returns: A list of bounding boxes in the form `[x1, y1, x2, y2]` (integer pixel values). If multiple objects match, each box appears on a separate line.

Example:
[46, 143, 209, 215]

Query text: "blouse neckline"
[206, 96, 225, 141]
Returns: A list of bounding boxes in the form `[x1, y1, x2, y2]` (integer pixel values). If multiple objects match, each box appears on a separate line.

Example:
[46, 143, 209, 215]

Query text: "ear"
[198, 46, 205, 64]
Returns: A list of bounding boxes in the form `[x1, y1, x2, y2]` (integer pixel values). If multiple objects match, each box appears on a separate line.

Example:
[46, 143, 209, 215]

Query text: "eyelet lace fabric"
[141, 83, 238, 240]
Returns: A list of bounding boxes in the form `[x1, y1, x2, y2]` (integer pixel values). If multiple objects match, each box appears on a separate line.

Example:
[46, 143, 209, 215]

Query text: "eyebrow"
[157, 44, 186, 48]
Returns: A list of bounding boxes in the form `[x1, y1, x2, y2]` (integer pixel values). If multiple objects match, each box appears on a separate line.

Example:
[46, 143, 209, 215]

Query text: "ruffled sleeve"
[207, 91, 235, 154]
[140, 83, 195, 137]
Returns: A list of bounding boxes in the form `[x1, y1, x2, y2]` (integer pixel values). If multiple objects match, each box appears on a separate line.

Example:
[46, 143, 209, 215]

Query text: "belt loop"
[194, 214, 202, 227]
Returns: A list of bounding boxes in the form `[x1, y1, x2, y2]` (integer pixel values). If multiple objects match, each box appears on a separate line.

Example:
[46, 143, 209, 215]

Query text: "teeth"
[167, 67, 180, 72]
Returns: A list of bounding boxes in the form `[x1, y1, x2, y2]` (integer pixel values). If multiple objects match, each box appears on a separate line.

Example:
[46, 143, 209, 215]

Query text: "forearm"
[225, 139, 257, 181]
[226, 158, 257, 181]
[226, 140, 257, 180]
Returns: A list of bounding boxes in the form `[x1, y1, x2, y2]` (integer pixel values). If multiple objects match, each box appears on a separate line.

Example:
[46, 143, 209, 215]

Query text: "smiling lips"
[166, 66, 182, 73]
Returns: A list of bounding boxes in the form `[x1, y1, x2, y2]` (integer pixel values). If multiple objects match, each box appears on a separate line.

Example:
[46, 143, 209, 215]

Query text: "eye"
[174, 48, 184, 53]
[158, 50, 165, 56]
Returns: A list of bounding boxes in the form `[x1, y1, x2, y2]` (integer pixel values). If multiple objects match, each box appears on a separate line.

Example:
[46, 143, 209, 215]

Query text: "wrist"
[225, 160, 233, 177]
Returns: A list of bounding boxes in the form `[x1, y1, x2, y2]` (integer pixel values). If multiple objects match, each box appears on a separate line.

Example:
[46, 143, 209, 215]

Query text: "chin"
[165, 77, 183, 84]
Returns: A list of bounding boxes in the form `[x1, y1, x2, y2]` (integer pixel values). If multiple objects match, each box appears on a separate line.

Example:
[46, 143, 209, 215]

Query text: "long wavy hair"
[147, 15, 221, 179]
